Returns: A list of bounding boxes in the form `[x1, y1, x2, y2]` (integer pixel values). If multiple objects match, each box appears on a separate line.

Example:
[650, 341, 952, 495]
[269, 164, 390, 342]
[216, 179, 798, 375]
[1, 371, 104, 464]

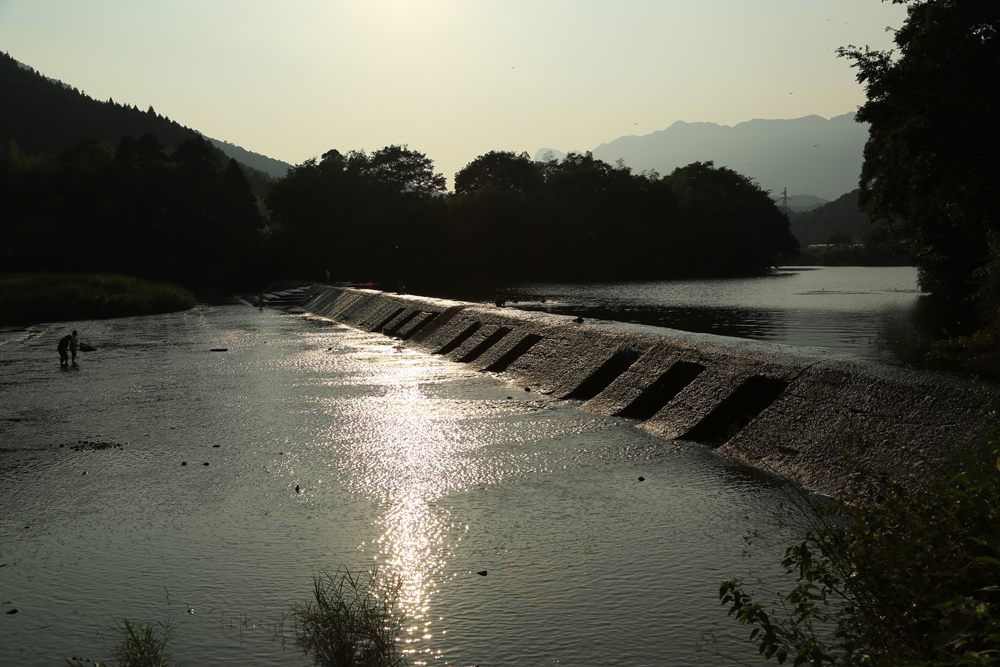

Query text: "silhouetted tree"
[665, 161, 799, 275]
[346, 144, 446, 195]
[268, 146, 798, 287]
[839, 0, 1000, 302]
[266, 145, 446, 285]
[0, 139, 57, 269]
[453, 150, 544, 195]
[0, 132, 266, 291]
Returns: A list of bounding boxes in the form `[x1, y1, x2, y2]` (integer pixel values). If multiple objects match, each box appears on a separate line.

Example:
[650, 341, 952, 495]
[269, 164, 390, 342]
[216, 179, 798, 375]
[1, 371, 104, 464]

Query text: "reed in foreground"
[63, 617, 181, 667]
[284, 566, 407, 667]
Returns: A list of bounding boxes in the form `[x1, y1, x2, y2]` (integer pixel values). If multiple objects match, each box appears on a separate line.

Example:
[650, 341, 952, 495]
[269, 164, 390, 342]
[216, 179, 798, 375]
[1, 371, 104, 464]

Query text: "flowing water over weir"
[302, 284, 987, 495]
[0, 288, 988, 666]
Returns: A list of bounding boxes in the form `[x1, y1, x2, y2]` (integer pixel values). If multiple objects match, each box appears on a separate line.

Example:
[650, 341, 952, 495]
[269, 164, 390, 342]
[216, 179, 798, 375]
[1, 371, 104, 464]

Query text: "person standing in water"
[57, 334, 71, 366]
[69, 330, 79, 363]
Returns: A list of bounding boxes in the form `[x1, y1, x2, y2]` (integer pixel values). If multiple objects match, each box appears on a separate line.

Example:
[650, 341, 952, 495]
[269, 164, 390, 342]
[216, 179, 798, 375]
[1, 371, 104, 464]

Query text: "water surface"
[1, 306, 796, 666]
[417, 266, 965, 364]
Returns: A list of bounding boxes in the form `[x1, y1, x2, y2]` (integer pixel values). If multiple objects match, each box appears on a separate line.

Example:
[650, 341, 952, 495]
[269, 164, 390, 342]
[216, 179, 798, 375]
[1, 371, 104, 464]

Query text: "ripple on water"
[1, 305, 795, 667]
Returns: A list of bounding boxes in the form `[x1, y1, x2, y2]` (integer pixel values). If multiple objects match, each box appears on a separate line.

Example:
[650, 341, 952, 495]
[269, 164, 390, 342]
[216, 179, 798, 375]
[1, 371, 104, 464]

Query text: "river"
[415, 266, 964, 365]
[1, 303, 798, 666]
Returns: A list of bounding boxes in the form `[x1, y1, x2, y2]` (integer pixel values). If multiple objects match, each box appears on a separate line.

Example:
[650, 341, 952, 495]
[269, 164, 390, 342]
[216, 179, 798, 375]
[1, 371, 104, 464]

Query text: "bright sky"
[0, 0, 908, 187]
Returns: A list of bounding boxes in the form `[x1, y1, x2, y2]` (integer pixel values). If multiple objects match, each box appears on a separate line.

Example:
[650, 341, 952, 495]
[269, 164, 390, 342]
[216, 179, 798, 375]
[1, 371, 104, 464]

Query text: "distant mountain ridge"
[785, 194, 829, 211]
[535, 113, 869, 201]
[204, 137, 290, 178]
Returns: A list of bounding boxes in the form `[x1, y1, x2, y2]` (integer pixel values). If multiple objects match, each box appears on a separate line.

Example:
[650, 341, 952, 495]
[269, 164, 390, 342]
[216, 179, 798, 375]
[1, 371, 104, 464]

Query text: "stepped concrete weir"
[298, 285, 991, 496]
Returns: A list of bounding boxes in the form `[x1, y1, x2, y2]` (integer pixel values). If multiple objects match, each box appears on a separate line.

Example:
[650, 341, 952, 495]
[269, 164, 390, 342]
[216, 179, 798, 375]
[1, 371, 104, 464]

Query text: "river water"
[1, 304, 797, 666]
[418, 266, 963, 365]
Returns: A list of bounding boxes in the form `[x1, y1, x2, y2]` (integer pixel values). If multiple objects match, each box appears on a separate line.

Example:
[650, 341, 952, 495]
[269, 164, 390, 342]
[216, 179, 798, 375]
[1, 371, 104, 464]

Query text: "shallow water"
[1, 306, 796, 666]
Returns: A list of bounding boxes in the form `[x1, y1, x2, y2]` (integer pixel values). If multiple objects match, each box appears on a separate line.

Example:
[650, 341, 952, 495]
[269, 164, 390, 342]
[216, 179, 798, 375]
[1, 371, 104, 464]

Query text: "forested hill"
[0, 52, 274, 197]
[786, 190, 908, 266]
[787, 190, 869, 246]
[205, 137, 290, 178]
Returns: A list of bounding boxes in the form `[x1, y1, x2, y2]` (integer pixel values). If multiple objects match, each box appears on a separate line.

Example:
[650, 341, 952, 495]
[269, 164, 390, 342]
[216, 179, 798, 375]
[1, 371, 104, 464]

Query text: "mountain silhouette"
[535, 113, 868, 201]
[204, 137, 290, 178]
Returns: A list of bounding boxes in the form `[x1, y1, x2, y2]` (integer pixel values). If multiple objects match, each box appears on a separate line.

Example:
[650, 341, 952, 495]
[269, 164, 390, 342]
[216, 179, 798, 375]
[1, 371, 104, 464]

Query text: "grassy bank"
[0, 272, 197, 325]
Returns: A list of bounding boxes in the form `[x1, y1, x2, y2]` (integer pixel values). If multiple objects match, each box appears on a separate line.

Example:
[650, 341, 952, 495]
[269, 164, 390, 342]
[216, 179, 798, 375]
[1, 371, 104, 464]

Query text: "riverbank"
[0, 272, 197, 326]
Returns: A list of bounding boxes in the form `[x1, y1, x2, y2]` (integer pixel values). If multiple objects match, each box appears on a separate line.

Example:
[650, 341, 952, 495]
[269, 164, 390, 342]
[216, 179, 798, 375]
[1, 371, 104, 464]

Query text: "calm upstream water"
[0, 304, 797, 667]
[420, 266, 964, 365]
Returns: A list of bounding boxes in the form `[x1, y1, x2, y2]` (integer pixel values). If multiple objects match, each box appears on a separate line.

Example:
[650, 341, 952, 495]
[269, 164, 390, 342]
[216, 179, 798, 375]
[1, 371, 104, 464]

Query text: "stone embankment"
[295, 285, 991, 496]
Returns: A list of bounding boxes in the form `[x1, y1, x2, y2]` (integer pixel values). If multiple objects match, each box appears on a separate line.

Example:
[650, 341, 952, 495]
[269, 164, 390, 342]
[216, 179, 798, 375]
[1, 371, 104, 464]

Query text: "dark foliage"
[453, 150, 544, 195]
[663, 161, 799, 276]
[0, 51, 274, 199]
[787, 193, 910, 266]
[787, 190, 871, 247]
[0, 135, 266, 293]
[838, 0, 1000, 303]
[264, 146, 443, 286]
[267, 150, 798, 288]
[0, 272, 197, 324]
[794, 244, 912, 267]
[719, 407, 1000, 666]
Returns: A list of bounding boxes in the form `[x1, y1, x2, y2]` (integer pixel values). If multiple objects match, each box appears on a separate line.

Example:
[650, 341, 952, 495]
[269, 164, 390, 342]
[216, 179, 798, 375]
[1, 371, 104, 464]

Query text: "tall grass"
[0, 272, 197, 325]
[63, 617, 181, 667]
[284, 566, 407, 667]
[55, 566, 405, 666]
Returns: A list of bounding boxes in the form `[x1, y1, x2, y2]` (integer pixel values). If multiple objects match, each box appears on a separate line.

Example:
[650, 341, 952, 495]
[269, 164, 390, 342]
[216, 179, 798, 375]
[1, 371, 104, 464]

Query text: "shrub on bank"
[0, 272, 197, 325]
[718, 406, 1000, 666]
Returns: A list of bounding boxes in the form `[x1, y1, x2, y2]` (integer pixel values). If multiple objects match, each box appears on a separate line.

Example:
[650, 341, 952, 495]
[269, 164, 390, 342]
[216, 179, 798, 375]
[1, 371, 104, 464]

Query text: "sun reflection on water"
[330, 353, 485, 663]
[302, 335, 630, 663]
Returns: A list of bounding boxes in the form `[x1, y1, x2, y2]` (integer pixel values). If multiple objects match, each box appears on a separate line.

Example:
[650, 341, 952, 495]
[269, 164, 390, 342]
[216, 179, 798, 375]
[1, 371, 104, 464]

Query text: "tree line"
[2, 137, 801, 293]
[1, 134, 266, 292]
[839, 0, 999, 310]
[267, 147, 800, 290]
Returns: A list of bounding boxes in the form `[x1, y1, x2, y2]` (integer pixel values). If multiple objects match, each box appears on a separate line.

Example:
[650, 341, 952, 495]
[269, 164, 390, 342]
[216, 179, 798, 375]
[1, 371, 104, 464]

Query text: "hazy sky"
[0, 0, 908, 186]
